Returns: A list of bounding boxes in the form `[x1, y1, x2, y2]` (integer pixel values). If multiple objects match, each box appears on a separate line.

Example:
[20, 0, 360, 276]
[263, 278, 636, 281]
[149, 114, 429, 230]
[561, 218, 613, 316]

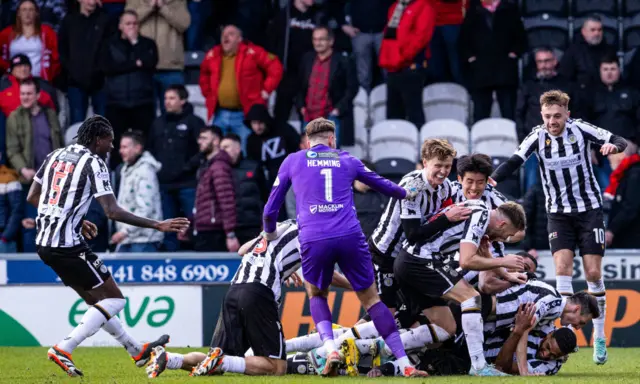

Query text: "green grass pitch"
[1, 347, 639, 383]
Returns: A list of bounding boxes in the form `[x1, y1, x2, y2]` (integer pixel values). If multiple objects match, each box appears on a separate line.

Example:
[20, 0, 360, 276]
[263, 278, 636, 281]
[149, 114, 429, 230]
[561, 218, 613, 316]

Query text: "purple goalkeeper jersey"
[263, 144, 407, 243]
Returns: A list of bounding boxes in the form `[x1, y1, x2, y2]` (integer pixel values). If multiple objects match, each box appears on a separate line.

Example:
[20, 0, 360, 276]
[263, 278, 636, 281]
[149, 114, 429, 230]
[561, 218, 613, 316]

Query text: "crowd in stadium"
[0, 0, 639, 254]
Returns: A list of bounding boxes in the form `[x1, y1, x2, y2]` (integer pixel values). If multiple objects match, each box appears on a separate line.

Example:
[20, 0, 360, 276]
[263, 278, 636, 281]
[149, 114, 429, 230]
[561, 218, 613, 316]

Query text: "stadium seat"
[353, 87, 368, 111]
[420, 119, 470, 157]
[572, 15, 619, 48]
[369, 120, 419, 163]
[186, 84, 208, 122]
[470, 118, 519, 158]
[65, 122, 82, 146]
[354, 106, 369, 159]
[370, 84, 387, 125]
[624, 49, 637, 68]
[522, 14, 570, 50]
[341, 145, 364, 160]
[623, 14, 640, 51]
[184, 51, 205, 85]
[422, 83, 470, 124]
[374, 158, 416, 183]
[519, 0, 568, 17]
[288, 120, 302, 135]
[572, 0, 618, 17]
[491, 156, 521, 200]
[624, 0, 640, 16]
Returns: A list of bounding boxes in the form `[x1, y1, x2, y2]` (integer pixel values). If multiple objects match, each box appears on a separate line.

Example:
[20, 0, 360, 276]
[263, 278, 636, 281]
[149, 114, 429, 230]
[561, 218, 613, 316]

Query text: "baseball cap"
[10, 54, 31, 70]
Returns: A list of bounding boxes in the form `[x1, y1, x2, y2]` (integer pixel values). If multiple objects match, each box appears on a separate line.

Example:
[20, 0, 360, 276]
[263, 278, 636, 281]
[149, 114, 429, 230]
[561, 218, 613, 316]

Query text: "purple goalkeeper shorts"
[299, 231, 374, 291]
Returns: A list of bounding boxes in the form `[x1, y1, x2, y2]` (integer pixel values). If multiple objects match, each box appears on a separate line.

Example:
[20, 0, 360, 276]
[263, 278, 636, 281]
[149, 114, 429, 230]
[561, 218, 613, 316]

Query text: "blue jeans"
[212, 109, 251, 154]
[351, 32, 384, 92]
[161, 187, 196, 251]
[67, 87, 107, 124]
[154, 71, 185, 115]
[117, 242, 160, 253]
[304, 115, 341, 147]
[186, 0, 213, 51]
[594, 157, 612, 189]
[0, 240, 17, 253]
[0, 112, 5, 165]
[523, 156, 540, 192]
[22, 187, 37, 252]
[428, 25, 463, 84]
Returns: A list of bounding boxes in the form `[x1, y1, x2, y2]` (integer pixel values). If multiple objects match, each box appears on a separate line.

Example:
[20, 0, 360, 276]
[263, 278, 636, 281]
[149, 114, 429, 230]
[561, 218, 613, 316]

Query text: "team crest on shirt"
[549, 232, 558, 240]
[568, 135, 577, 144]
[252, 238, 268, 255]
[545, 139, 551, 146]
[439, 187, 447, 199]
[306, 151, 318, 158]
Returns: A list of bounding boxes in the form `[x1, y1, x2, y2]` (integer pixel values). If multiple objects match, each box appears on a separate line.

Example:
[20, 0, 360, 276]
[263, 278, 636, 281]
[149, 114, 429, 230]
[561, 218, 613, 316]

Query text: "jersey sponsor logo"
[545, 154, 582, 170]
[306, 151, 318, 158]
[317, 152, 339, 159]
[307, 159, 341, 167]
[548, 232, 558, 240]
[96, 172, 110, 180]
[309, 204, 344, 214]
[252, 238, 268, 255]
[58, 151, 81, 164]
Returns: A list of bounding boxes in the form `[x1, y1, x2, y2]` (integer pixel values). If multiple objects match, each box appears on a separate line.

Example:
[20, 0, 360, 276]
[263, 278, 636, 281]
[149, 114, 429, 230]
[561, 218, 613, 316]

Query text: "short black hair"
[600, 54, 619, 66]
[456, 153, 493, 179]
[121, 129, 145, 147]
[516, 251, 538, 270]
[166, 84, 188, 100]
[77, 115, 114, 147]
[552, 327, 578, 355]
[533, 46, 555, 56]
[222, 133, 241, 144]
[569, 291, 600, 319]
[19, 78, 40, 93]
[584, 13, 602, 24]
[200, 125, 223, 140]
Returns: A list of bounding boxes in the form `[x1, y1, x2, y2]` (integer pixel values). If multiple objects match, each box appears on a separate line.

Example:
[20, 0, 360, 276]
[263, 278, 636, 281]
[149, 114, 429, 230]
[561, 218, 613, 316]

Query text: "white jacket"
[116, 151, 164, 244]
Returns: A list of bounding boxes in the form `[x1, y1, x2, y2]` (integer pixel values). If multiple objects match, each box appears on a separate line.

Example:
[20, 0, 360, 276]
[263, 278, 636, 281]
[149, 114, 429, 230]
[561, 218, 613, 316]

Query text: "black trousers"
[273, 71, 301, 124]
[470, 86, 517, 123]
[194, 230, 227, 252]
[386, 68, 426, 129]
[105, 103, 156, 168]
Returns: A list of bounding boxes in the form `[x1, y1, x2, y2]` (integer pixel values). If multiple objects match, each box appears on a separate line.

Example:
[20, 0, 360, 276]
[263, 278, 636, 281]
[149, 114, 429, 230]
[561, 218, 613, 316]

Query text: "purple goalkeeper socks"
[367, 301, 407, 359]
[310, 296, 334, 342]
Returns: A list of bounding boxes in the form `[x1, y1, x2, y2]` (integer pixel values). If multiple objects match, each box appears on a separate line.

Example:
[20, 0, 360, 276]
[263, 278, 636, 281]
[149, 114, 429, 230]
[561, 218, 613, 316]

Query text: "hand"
[600, 143, 619, 156]
[514, 302, 536, 334]
[155, 217, 190, 233]
[508, 52, 517, 59]
[226, 237, 240, 252]
[21, 168, 36, 181]
[605, 230, 614, 246]
[263, 231, 278, 241]
[22, 218, 35, 229]
[468, 56, 477, 63]
[403, 176, 428, 200]
[488, 177, 497, 186]
[444, 205, 472, 222]
[111, 231, 127, 244]
[501, 254, 525, 271]
[285, 271, 303, 287]
[261, 90, 269, 100]
[504, 271, 527, 285]
[341, 25, 360, 38]
[300, 107, 307, 119]
[82, 220, 98, 240]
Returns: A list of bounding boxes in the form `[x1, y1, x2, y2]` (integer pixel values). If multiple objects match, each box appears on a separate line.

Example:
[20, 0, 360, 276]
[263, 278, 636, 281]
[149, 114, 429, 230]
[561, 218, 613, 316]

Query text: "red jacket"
[379, 0, 436, 73]
[0, 74, 55, 116]
[0, 25, 60, 82]
[194, 150, 237, 234]
[199, 42, 283, 120]
[435, 0, 470, 26]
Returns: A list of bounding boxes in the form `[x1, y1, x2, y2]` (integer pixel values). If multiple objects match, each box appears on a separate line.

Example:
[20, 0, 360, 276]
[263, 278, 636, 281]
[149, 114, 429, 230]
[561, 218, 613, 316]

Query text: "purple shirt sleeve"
[263, 154, 293, 233]
[353, 157, 406, 199]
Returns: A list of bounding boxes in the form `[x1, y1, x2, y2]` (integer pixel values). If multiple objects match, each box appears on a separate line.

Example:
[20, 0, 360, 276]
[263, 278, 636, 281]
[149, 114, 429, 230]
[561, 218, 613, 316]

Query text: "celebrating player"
[262, 118, 428, 377]
[27, 116, 190, 377]
[491, 90, 628, 364]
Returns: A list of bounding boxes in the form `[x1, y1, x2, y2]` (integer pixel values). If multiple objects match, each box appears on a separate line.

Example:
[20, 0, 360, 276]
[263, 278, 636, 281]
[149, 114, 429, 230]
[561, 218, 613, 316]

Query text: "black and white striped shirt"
[371, 170, 452, 258]
[494, 280, 566, 332]
[34, 144, 113, 248]
[231, 221, 301, 303]
[515, 119, 612, 213]
[402, 200, 489, 261]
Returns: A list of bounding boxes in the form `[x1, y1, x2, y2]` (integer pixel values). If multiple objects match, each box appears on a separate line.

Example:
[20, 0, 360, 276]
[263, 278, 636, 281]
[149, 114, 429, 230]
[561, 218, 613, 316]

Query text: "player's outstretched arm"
[96, 194, 189, 233]
[353, 157, 407, 199]
[491, 130, 539, 184]
[26, 181, 42, 207]
[459, 242, 524, 271]
[263, 157, 292, 236]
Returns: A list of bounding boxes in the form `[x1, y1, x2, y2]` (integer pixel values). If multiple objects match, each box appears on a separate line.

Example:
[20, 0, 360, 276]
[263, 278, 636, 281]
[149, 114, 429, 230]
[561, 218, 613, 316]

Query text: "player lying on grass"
[145, 220, 351, 379]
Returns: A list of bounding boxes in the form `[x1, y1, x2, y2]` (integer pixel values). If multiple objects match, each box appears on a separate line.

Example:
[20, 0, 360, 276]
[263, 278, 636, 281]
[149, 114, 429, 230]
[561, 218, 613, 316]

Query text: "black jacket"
[231, 157, 264, 230]
[515, 74, 580, 141]
[354, 189, 388, 239]
[101, 34, 158, 107]
[521, 182, 549, 251]
[458, 0, 527, 89]
[558, 35, 616, 90]
[344, 0, 395, 34]
[245, 104, 300, 198]
[586, 82, 640, 140]
[297, 51, 359, 145]
[608, 162, 640, 249]
[58, 9, 111, 91]
[147, 103, 204, 190]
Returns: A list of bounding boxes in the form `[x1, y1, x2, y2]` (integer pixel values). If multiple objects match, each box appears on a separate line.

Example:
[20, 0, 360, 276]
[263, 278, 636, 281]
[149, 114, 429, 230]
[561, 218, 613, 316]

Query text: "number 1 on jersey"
[320, 168, 333, 202]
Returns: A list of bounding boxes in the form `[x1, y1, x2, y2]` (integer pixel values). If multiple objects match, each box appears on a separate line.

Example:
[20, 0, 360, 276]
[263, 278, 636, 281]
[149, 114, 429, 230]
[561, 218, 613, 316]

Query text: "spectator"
[0, 0, 60, 81]
[429, 0, 468, 84]
[342, 0, 394, 92]
[459, 0, 526, 122]
[5, 78, 62, 252]
[0, 164, 23, 253]
[298, 26, 358, 147]
[8, 0, 66, 32]
[235, 0, 274, 48]
[185, 0, 212, 51]
[220, 133, 264, 244]
[102, 9, 158, 167]
[0, 54, 56, 117]
[112, 129, 164, 252]
[127, 0, 190, 114]
[587, 56, 640, 187]
[559, 15, 616, 90]
[605, 141, 640, 249]
[353, 160, 388, 238]
[245, 104, 299, 198]
[521, 180, 549, 256]
[147, 84, 203, 251]
[199, 24, 282, 152]
[58, 0, 110, 125]
[193, 125, 238, 252]
[269, 0, 326, 124]
[379, 0, 435, 129]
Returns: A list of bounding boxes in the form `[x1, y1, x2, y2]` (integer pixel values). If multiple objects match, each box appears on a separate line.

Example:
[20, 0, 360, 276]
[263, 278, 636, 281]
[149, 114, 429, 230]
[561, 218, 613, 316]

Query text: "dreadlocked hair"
[77, 115, 113, 146]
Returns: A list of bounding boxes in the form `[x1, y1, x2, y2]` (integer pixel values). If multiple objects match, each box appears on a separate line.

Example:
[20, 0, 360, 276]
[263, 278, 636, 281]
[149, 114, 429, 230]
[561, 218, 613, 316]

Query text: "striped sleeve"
[34, 150, 59, 184]
[460, 208, 489, 246]
[573, 119, 612, 145]
[488, 186, 508, 208]
[514, 128, 540, 160]
[87, 157, 113, 197]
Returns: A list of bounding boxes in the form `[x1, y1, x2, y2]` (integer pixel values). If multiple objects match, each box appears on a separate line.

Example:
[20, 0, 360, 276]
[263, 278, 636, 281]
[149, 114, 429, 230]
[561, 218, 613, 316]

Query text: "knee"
[305, 283, 328, 298]
[356, 284, 380, 310]
[585, 267, 602, 282]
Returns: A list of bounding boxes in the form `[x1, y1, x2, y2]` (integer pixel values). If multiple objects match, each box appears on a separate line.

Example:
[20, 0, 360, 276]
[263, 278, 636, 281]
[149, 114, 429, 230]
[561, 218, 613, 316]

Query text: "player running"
[262, 118, 428, 377]
[491, 90, 628, 364]
[26, 116, 189, 377]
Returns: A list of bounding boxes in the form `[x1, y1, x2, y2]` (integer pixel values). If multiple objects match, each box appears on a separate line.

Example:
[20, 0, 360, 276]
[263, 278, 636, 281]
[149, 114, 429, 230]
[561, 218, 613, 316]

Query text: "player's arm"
[575, 120, 627, 153]
[353, 157, 406, 199]
[478, 269, 515, 294]
[263, 155, 293, 236]
[238, 236, 261, 256]
[491, 130, 539, 184]
[26, 181, 42, 207]
[515, 330, 531, 375]
[495, 303, 536, 375]
[402, 205, 469, 243]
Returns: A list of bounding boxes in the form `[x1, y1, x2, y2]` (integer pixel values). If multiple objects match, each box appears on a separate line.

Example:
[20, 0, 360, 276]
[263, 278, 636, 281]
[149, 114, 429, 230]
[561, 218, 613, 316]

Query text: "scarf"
[603, 153, 640, 199]
[385, 0, 412, 39]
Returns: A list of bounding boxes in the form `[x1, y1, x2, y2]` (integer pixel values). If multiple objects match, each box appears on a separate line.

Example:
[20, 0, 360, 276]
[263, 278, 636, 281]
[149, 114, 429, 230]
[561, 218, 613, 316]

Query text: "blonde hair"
[305, 118, 335, 139]
[421, 139, 456, 161]
[540, 90, 570, 109]
[497, 202, 526, 231]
